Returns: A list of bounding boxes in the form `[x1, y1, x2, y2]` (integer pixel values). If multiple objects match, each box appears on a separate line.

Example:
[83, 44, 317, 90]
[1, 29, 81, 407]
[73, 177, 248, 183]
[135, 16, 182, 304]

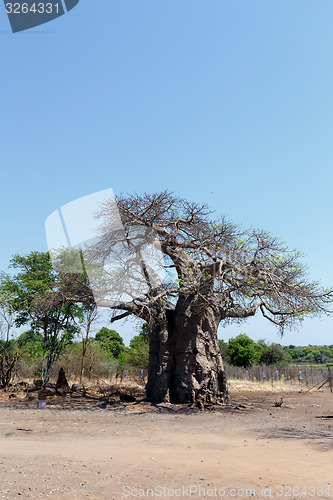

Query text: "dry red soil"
[0, 389, 332, 499]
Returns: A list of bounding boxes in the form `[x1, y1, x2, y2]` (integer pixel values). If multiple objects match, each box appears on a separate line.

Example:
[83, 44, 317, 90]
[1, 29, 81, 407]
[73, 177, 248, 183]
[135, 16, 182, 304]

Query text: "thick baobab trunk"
[146, 298, 229, 404]
[146, 309, 174, 403]
[171, 299, 228, 404]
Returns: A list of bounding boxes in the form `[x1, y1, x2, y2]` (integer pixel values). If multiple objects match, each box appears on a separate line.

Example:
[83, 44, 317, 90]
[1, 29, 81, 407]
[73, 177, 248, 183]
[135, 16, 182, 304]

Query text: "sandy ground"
[0, 388, 332, 499]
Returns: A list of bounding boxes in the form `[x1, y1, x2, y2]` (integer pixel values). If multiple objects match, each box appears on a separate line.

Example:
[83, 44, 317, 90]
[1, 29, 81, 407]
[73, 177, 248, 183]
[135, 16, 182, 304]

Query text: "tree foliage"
[94, 191, 333, 333]
[77, 303, 99, 382]
[129, 322, 149, 349]
[227, 334, 262, 367]
[126, 322, 149, 370]
[259, 341, 291, 367]
[95, 327, 125, 358]
[1, 252, 89, 386]
[286, 344, 333, 364]
[0, 279, 19, 388]
[16, 330, 43, 348]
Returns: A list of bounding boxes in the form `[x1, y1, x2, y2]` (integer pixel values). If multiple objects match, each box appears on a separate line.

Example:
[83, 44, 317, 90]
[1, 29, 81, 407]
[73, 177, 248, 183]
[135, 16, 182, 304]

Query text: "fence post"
[328, 366, 333, 392]
[299, 370, 303, 384]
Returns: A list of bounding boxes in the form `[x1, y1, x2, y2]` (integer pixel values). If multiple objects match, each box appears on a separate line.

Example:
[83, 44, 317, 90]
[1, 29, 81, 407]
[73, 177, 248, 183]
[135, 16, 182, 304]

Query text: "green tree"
[227, 334, 262, 367]
[95, 327, 125, 358]
[126, 323, 149, 370]
[303, 347, 322, 363]
[0, 284, 19, 389]
[16, 330, 43, 348]
[259, 341, 291, 367]
[1, 251, 88, 386]
[129, 322, 149, 349]
[77, 304, 100, 382]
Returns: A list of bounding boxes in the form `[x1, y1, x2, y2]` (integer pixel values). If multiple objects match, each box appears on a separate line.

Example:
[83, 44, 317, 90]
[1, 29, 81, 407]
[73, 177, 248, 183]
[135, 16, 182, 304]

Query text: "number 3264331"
[5, 3, 60, 14]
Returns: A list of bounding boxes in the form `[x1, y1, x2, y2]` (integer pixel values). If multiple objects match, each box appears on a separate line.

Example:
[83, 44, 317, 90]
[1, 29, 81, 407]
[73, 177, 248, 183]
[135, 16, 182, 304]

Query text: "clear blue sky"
[1, 0, 333, 346]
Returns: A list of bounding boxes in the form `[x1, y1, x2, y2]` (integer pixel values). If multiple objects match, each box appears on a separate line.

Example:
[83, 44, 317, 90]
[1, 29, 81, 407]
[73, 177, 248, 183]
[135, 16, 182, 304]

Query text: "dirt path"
[0, 390, 332, 499]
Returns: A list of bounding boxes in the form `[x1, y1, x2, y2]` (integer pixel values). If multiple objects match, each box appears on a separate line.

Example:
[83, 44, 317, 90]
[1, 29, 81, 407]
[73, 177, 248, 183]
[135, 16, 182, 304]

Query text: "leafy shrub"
[227, 334, 262, 367]
[95, 327, 125, 359]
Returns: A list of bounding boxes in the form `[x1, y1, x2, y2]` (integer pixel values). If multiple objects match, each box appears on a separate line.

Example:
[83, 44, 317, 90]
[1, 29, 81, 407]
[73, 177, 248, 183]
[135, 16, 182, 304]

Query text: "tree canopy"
[227, 334, 262, 367]
[0, 252, 90, 386]
[92, 191, 333, 332]
[95, 327, 125, 358]
[80, 191, 333, 403]
[259, 341, 291, 367]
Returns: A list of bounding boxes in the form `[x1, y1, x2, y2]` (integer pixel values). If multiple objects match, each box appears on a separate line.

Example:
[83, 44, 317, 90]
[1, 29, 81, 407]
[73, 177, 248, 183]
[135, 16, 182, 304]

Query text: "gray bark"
[146, 309, 174, 403]
[146, 297, 229, 404]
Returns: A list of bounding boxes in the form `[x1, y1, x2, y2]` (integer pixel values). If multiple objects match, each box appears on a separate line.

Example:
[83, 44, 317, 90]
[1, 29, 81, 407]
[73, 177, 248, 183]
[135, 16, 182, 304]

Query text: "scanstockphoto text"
[123, 486, 256, 498]
[122, 484, 331, 498]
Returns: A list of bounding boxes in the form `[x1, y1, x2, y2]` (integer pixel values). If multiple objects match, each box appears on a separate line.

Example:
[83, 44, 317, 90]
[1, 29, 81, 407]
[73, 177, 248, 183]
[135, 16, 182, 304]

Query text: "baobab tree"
[82, 192, 333, 404]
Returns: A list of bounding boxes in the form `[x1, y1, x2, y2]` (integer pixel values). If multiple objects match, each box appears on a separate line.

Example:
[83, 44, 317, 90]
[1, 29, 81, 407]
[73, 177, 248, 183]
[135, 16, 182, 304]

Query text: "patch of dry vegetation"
[228, 377, 309, 392]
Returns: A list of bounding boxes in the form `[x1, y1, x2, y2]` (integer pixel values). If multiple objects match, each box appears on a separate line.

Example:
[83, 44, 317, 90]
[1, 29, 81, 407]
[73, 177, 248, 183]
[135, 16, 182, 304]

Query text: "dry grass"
[228, 377, 312, 392]
[95, 377, 307, 395]
[15, 375, 325, 395]
[64, 377, 146, 398]
[98, 380, 146, 396]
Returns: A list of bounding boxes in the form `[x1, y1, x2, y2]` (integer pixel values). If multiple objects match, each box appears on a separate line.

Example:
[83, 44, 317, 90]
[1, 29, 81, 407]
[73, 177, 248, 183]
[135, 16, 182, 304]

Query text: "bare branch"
[87, 191, 333, 333]
[110, 311, 132, 323]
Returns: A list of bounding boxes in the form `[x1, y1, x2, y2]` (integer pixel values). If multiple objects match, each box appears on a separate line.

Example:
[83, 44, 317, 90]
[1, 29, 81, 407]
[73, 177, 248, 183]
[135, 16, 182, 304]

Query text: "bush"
[125, 322, 149, 370]
[227, 334, 262, 367]
[57, 341, 114, 379]
[95, 328, 125, 359]
[259, 342, 291, 367]
[125, 342, 149, 370]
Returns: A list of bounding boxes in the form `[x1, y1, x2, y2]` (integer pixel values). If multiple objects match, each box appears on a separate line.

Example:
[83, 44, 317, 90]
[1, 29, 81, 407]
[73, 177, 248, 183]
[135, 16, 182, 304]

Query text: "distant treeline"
[219, 334, 333, 368]
[283, 344, 333, 364]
